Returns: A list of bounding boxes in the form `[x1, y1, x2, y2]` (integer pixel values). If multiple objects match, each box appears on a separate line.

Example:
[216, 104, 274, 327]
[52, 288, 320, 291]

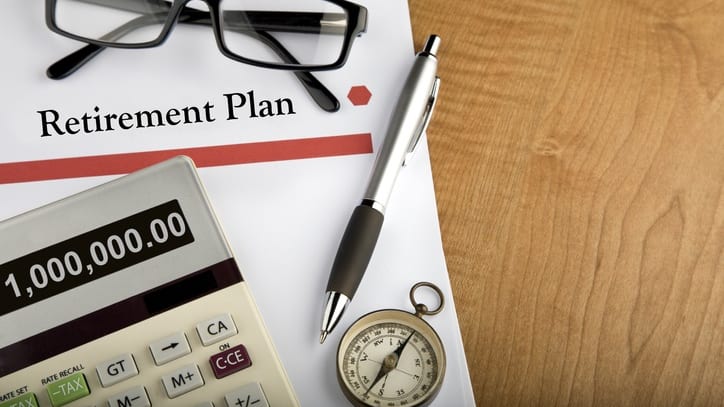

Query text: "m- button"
[196, 313, 237, 346]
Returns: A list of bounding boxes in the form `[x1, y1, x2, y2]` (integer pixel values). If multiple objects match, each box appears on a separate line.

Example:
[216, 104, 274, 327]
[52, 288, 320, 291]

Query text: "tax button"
[46, 372, 90, 407]
[210, 344, 252, 378]
[0, 393, 38, 407]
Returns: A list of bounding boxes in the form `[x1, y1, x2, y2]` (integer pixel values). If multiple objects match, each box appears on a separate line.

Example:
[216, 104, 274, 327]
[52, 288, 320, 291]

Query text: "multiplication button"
[161, 364, 204, 399]
[149, 332, 191, 365]
[196, 314, 237, 346]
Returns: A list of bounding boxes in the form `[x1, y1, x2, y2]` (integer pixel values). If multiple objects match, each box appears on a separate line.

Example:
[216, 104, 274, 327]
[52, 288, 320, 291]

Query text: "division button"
[107, 386, 151, 407]
[96, 353, 139, 387]
[161, 364, 204, 399]
[210, 344, 252, 379]
[149, 331, 191, 365]
[224, 382, 269, 407]
[46, 372, 90, 407]
[196, 313, 237, 346]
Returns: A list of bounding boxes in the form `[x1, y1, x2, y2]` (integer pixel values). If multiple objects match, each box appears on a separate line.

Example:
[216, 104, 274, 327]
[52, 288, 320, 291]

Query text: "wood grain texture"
[408, 0, 724, 405]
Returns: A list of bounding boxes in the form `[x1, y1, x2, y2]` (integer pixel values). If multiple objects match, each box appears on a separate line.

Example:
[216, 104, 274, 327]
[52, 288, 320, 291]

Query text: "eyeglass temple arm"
[183, 11, 341, 112]
[240, 29, 341, 112]
[47, 10, 340, 112]
[223, 11, 348, 35]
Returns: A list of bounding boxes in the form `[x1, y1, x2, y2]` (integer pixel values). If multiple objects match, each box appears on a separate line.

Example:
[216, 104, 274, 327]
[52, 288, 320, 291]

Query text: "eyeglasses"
[44, 0, 368, 112]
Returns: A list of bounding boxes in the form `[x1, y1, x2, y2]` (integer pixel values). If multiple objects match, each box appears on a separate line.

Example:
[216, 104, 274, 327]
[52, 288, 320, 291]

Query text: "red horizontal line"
[0, 133, 372, 185]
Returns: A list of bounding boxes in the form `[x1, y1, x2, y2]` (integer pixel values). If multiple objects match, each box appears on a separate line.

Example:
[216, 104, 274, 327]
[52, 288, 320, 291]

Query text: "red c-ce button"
[210, 344, 252, 379]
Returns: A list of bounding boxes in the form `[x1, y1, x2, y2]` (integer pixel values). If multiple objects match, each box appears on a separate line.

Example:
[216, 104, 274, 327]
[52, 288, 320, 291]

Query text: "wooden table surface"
[408, 0, 724, 405]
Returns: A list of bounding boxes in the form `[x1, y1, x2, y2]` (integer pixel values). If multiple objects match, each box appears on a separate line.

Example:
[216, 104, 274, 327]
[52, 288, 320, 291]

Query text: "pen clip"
[404, 76, 440, 166]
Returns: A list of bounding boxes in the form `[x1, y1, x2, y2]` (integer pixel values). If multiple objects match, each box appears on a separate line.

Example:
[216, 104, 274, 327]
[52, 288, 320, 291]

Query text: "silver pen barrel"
[363, 35, 441, 212]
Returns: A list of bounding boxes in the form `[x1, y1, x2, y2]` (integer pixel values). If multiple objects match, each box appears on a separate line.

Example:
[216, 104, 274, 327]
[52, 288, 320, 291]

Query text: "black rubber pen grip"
[326, 204, 384, 298]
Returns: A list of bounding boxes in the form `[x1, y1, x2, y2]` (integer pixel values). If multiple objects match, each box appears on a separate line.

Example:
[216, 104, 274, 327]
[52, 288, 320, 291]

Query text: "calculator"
[0, 156, 300, 407]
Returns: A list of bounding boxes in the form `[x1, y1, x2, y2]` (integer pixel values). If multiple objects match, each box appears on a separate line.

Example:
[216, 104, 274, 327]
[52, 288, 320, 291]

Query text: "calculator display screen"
[0, 200, 194, 317]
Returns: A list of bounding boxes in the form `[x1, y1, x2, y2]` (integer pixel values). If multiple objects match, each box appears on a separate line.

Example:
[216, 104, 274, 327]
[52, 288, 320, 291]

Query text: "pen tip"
[320, 331, 328, 344]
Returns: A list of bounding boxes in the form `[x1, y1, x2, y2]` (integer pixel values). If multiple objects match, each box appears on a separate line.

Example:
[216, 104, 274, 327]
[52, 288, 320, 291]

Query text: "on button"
[210, 344, 252, 379]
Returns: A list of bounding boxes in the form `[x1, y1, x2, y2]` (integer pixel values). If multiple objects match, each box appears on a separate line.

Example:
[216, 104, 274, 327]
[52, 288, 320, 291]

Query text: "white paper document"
[0, 1, 475, 405]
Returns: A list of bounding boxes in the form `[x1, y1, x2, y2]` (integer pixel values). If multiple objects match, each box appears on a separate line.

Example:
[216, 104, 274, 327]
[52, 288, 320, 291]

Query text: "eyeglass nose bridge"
[147, 0, 223, 47]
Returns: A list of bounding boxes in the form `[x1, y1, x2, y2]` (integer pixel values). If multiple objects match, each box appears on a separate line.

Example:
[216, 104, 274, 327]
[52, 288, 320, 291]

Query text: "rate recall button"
[46, 372, 90, 407]
[209, 344, 252, 379]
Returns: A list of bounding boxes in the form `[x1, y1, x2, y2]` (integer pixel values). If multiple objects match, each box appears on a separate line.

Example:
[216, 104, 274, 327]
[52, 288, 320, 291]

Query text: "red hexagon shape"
[347, 85, 372, 106]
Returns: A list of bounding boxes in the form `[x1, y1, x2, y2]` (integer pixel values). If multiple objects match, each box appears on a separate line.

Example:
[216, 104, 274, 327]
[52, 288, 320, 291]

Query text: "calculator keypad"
[3, 289, 297, 406]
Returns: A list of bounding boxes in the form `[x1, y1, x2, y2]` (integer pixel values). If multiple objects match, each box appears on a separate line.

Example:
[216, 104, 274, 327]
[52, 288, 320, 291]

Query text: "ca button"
[196, 313, 237, 346]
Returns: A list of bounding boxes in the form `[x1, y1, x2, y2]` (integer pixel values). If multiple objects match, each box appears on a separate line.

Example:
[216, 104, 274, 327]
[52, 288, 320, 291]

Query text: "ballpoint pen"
[319, 34, 441, 344]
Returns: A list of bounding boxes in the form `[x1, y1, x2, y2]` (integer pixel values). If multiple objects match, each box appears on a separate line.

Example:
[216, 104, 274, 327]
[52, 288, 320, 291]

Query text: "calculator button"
[46, 372, 90, 407]
[224, 382, 269, 407]
[161, 363, 205, 398]
[194, 403, 215, 407]
[96, 353, 139, 387]
[0, 392, 38, 407]
[149, 332, 191, 365]
[210, 344, 252, 379]
[107, 386, 150, 407]
[196, 313, 237, 346]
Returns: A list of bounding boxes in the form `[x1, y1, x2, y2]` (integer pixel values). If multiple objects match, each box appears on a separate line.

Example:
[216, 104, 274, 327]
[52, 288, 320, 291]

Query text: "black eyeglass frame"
[44, 0, 368, 72]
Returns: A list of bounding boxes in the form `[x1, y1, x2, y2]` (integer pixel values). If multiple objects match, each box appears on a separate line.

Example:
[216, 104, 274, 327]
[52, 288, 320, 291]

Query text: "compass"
[336, 282, 446, 406]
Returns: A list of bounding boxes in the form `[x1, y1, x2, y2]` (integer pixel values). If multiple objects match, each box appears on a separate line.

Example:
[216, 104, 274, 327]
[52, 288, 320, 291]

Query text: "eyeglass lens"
[53, 0, 350, 67]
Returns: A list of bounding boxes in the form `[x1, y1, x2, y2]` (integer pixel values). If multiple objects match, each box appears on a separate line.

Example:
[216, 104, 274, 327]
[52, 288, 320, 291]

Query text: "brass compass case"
[336, 283, 447, 406]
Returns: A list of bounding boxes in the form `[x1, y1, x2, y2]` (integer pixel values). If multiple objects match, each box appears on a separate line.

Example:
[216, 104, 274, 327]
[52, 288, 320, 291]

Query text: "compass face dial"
[337, 310, 445, 407]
